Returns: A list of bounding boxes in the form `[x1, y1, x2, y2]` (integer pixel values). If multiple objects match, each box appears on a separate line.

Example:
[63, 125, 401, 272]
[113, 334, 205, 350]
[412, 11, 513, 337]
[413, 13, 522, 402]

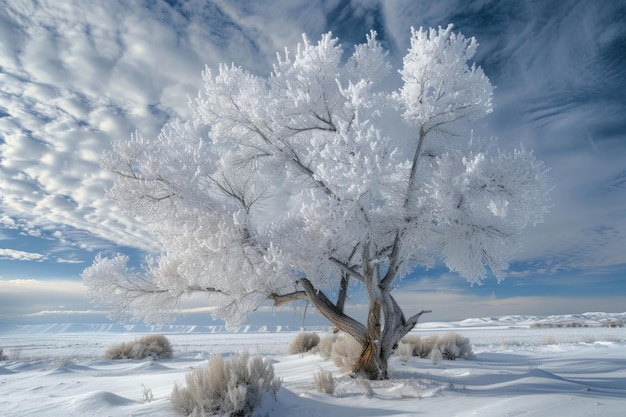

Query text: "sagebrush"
[104, 334, 173, 360]
[313, 334, 362, 371]
[437, 333, 473, 360]
[288, 332, 321, 354]
[312, 334, 338, 359]
[313, 369, 335, 395]
[398, 333, 472, 361]
[171, 351, 281, 417]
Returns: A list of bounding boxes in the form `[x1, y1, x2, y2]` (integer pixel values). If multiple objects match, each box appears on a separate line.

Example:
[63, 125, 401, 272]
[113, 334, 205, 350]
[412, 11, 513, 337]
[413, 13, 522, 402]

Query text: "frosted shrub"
[313, 369, 335, 395]
[430, 347, 443, 365]
[330, 334, 362, 371]
[312, 334, 363, 371]
[104, 334, 173, 360]
[397, 333, 472, 361]
[398, 334, 438, 359]
[542, 336, 557, 345]
[0, 348, 6, 361]
[8, 347, 22, 361]
[437, 333, 472, 360]
[397, 341, 413, 362]
[288, 332, 321, 354]
[171, 351, 281, 417]
[313, 334, 339, 359]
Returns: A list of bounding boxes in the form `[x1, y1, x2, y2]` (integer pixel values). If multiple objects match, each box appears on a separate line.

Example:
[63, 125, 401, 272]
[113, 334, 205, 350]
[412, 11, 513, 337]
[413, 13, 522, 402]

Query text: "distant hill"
[1, 312, 624, 334]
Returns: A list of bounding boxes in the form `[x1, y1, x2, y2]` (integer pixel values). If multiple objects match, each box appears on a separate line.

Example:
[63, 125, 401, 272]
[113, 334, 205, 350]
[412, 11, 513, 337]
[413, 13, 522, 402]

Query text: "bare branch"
[404, 309, 432, 331]
[270, 290, 308, 307]
[297, 278, 366, 344]
[329, 256, 365, 282]
[336, 273, 350, 313]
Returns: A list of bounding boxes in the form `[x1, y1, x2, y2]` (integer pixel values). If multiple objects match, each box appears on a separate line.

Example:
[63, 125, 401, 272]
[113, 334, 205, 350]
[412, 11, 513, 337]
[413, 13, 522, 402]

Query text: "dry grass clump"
[0, 347, 22, 361]
[329, 334, 362, 371]
[437, 333, 473, 360]
[312, 334, 339, 359]
[288, 332, 321, 354]
[312, 334, 362, 371]
[313, 369, 335, 395]
[104, 334, 173, 360]
[397, 334, 438, 360]
[542, 336, 557, 345]
[171, 351, 281, 417]
[601, 320, 624, 328]
[531, 322, 589, 328]
[398, 332, 472, 362]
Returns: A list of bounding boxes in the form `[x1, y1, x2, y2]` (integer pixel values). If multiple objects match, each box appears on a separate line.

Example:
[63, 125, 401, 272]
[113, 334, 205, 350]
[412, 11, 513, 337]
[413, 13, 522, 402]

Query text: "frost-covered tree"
[83, 25, 550, 379]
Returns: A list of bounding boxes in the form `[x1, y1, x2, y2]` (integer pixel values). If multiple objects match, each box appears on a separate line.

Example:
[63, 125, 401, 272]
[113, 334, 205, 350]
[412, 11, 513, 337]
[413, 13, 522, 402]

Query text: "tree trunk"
[353, 299, 388, 379]
[354, 339, 388, 380]
[353, 292, 432, 380]
[274, 278, 430, 380]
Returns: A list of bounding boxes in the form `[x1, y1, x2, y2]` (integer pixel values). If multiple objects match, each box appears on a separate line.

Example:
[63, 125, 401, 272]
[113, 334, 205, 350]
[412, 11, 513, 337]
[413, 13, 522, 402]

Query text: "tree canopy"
[83, 25, 550, 378]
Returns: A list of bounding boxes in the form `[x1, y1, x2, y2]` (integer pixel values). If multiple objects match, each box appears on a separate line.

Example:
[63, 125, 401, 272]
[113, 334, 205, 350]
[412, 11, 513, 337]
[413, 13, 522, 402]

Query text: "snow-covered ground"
[1, 312, 625, 416]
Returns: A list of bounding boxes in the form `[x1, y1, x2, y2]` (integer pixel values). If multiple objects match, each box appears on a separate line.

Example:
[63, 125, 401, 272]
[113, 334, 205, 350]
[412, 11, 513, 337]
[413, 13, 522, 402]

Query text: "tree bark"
[353, 299, 388, 379]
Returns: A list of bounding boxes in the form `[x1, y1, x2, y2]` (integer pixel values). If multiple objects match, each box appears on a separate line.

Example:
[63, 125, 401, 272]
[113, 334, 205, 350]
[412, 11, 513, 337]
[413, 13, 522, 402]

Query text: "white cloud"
[0, 248, 45, 261]
[56, 258, 84, 264]
[27, 309, 100, 317]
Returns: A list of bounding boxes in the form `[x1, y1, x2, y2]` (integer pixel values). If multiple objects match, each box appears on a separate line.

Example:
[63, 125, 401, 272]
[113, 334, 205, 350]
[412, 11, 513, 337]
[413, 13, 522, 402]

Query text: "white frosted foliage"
[83, 26, 550, 370]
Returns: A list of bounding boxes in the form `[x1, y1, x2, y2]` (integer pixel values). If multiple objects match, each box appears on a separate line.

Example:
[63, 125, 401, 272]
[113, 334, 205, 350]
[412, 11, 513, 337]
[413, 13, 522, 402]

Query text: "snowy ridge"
[0, 322, 331, 335]
[416, 312, 626, 329]
[2, 312, 624, 334]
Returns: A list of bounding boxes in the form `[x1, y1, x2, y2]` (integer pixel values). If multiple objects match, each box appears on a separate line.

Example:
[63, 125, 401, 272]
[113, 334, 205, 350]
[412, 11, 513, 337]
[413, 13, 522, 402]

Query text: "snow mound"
[68, 391, 136, 415]
[128, 361, 173, 372]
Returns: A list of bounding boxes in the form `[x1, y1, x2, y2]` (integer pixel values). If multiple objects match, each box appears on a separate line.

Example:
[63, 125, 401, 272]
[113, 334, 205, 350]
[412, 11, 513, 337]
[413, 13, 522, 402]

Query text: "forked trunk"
[354, 338, 389, 380]
[353, 292, 432, 380]
[275, 278, 430, 380]
[353, 299, 388, 380]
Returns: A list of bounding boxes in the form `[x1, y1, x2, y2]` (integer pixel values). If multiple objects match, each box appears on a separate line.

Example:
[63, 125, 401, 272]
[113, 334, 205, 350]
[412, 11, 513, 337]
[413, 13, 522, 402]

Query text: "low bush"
[429, 347, 443, 365]
[398, 334, 438, 360]
[171, 351, 281, 417]
[313, 369, 335, 395]
[531, 321, 589, 328]
[398, 332, 472, 361]
[0, 348, 6, 361]
[288, 332, 321, 354]
[312, 334, 339, 359]
[436, 333, 472, 360]
[104, 334, 173, 360]
[329, 334, 362, 371]
[601, 320, 624, 328]
[7, 347, 21, 361]
[312, 334, 361, 371]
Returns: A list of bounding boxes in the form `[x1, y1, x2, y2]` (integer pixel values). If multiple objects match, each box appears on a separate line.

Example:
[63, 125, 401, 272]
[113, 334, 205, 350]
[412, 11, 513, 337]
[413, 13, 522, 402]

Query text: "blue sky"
[0, 0, 625, 327]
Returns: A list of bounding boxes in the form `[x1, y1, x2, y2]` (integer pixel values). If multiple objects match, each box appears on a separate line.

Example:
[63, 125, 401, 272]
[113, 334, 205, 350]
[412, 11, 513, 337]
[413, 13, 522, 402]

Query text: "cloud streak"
[0, 278, 90, 317]
[0, 248, 45, 261]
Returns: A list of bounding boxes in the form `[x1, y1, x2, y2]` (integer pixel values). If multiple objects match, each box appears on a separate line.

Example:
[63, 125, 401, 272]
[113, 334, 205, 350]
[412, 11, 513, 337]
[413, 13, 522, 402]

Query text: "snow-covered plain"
[1, 312, 625, 416]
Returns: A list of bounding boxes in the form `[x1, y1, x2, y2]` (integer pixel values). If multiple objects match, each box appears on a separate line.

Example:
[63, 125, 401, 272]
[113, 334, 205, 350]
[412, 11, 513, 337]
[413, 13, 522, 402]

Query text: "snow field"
[1, 316, 625, 416]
